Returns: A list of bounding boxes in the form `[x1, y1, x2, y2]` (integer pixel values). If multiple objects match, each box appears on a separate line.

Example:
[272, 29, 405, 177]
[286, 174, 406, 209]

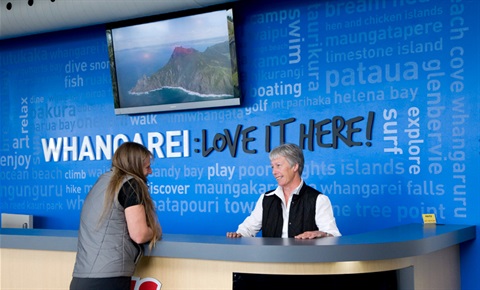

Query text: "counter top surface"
[0, 223, 475, 262]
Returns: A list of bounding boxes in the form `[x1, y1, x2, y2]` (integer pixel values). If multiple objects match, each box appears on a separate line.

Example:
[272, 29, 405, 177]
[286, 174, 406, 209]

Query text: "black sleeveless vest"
[261, 183, 320, 237]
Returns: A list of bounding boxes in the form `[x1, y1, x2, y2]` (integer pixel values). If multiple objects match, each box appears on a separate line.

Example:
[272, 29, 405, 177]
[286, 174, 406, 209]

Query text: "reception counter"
[0, 223, 476, 289]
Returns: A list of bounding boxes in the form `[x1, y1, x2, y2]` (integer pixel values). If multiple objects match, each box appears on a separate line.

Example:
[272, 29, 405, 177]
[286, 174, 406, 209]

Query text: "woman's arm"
[125, 204, 154, 244]
[232, 194, 265, 237]
[314, 194, 341, 237]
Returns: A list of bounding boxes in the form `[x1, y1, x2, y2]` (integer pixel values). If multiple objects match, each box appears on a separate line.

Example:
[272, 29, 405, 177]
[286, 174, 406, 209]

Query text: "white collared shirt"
[237, 180, 341, 237]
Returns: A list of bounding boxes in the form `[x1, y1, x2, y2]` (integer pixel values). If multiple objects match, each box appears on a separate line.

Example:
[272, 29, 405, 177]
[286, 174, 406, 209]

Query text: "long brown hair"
[101, 142, 161, 250]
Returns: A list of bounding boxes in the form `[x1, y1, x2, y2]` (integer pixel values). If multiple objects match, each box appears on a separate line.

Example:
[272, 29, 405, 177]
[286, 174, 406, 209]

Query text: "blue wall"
[1, 0, 479, 288]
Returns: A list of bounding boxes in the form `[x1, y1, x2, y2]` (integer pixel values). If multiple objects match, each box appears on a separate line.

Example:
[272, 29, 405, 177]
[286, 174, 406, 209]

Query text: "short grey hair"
[269, 143, 304, 175]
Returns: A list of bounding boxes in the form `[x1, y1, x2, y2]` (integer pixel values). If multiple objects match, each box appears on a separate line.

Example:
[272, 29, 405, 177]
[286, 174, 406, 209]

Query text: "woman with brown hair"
[70, 142, 162, 290]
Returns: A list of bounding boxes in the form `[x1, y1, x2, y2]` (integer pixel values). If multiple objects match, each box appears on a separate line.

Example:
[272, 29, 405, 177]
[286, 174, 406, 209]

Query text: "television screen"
[106, 6, 241, 115]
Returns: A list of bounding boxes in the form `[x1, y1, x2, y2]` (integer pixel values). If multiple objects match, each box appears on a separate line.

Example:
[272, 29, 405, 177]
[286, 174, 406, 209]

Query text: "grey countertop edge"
[0, 223, 476, 263]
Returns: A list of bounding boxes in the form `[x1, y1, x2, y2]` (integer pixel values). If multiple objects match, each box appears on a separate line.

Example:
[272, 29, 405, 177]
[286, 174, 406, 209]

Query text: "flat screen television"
[106, 5, 241, 115]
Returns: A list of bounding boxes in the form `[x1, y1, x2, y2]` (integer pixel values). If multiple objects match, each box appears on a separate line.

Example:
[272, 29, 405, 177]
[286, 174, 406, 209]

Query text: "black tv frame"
[106, 3, 241, 115]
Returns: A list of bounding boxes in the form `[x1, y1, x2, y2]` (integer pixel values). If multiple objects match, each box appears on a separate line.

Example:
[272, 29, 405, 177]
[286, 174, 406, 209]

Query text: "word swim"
[41, 131, 190, 162]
